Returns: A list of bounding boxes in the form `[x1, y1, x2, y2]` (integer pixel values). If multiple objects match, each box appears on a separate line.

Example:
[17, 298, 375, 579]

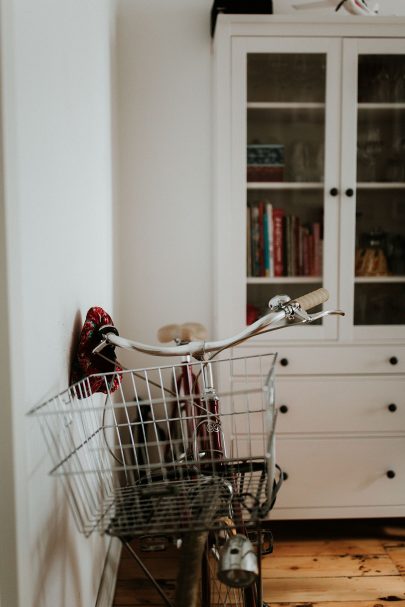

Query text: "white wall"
[0, 0, 115, 605]
[115, 0, 213, 369]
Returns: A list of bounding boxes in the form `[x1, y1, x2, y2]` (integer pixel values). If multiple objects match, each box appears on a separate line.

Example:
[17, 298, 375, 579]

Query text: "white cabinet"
[214, 15, 405, 518]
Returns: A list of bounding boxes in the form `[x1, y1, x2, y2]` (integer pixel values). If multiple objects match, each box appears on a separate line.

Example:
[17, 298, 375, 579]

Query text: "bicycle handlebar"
[94, 288, 344, 359]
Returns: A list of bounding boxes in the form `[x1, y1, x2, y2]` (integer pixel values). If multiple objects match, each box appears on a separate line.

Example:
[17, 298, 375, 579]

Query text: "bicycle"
[28, 288, 343, 607]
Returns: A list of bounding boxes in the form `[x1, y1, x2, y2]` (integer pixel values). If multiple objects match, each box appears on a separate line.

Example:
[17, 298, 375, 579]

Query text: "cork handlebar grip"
[293, 288, 329, 311]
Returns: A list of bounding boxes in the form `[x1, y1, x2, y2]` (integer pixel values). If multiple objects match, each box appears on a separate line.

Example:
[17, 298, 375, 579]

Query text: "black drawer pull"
[389, 356, 399, 366]
[388, 403, 397, 412]
[386, 470, 396, 479]
[329, 187, 338, 196]
[345, 188, 354, 197]
[280, 358, 289, 367]
[279, 405, 289, 414]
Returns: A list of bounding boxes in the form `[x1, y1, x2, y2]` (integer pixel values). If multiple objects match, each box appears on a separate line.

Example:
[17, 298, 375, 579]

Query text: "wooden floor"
[113, 519, 405, 606]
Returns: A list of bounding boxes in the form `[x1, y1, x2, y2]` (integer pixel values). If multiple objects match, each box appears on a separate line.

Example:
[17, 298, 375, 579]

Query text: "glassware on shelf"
[288, 141, 316, 182]
[355, 230, 389, 277]
[314, 143, 325, 181]
[357, 126, 384, 182]
[373, 65, 391, 103]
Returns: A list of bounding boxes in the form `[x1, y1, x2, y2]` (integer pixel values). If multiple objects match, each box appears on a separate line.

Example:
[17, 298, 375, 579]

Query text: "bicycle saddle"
[157, 322, 208, 344]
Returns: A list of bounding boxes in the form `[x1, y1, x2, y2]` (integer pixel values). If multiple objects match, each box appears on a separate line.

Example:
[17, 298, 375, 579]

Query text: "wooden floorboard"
[386, 547, 405, 574]
[112, 519, 405, 606]
[263, 576, 405, 602]
[262, 554, 399, 578]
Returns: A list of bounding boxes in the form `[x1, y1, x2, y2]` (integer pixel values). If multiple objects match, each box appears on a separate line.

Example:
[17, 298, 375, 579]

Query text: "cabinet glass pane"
[358, 55, 405, 103]
[248, 54, 326, 103]
[246, 53, 326, 324]
[354, 54, 405, 327]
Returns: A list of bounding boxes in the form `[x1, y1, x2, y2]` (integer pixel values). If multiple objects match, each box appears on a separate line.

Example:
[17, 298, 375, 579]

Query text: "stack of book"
[247, 202, 323, 278]
[247, 144, 284, 182]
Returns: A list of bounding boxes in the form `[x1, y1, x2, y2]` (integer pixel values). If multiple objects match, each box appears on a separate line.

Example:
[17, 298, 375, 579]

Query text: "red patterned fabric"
[71, 306, 122, 397]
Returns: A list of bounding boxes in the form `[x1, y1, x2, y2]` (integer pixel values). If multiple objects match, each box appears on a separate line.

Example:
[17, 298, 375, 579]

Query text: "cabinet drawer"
[276, 376, 405, 434]
[233, 344, 405, 375]
[274, 436, 405, 510]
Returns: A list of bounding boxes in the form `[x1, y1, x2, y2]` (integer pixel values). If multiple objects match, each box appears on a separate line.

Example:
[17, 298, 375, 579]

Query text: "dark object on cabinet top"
[211, 0, 273, 37]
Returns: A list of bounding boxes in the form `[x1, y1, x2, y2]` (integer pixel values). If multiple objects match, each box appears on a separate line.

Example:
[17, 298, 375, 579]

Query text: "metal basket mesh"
[28, 352, 276, 538]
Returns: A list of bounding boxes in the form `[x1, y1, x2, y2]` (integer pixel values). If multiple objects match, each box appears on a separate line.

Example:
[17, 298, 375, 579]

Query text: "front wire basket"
[28, 352, 277, 539]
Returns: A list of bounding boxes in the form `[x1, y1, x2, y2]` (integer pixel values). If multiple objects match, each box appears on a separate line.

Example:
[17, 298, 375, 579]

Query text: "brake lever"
[298, 309, 345, 323]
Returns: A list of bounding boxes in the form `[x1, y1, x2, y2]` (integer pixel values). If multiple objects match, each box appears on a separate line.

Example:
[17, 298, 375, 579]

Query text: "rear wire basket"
[28, 352, 277, 539]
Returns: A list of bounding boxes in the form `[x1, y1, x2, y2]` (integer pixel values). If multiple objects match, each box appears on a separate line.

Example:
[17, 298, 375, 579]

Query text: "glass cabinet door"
[233, 38, 340, 338]
[341, 40, 405, 339]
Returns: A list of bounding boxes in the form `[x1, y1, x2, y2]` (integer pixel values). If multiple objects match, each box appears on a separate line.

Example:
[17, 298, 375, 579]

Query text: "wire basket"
[28, 352, 277, 539]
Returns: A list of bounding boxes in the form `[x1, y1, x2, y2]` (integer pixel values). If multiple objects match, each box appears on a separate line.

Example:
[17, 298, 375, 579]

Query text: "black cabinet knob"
[386, 470, 396, 479]
[329, 187, 338, 196]
[282, 471, 288, 481]
[280, 358, 289, 367]
[388, 403, 397, 412]
[345, 188, 354, 197]
[389, 356, 399, 366]
[279, 405, 289, 414]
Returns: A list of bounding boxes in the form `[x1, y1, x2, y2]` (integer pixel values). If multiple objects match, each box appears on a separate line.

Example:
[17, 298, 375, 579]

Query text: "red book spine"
[302, 227, 310, 276]
[272, 208, 284, 277]
[308, 232, 315, 276]
[258, 202, 265, 276]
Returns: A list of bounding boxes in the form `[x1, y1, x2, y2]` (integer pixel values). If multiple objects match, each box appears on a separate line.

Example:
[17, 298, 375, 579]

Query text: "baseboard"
[95, 537, 122, 607]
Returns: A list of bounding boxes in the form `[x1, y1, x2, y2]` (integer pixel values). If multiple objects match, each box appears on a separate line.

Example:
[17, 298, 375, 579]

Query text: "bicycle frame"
[166, 355, 226, 462]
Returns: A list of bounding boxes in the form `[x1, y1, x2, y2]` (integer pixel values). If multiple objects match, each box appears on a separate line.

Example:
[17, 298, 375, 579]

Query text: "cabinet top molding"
[213, 13, 405, 38]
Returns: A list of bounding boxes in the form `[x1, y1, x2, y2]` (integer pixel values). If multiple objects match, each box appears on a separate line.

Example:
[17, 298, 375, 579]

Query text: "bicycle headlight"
[217, 535, 258, 588]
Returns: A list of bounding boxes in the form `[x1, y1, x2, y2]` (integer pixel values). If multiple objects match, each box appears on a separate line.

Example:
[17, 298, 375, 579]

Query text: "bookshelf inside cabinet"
[246, 50, 328, 328]
[214, 19, 405, 340]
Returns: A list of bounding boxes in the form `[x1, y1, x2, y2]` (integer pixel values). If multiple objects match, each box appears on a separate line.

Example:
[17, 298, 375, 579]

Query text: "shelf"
[247, 182, 323, 190]
[355, 276, 405, 283]
[247, 276, 322, 284]
[247, 182, 405, 190]
[358, 103, 405, 110]
[357, 182, 405, 189]
[247, 102, 325, 110]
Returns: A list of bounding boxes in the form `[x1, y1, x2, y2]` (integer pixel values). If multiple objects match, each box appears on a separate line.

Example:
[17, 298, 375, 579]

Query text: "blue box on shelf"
[247, 144, 284, 166]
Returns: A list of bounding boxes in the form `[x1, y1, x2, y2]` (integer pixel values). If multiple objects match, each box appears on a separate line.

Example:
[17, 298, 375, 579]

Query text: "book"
[263, 204, 270, 276]
[272, 208, 284, 277]
[250, 205, 260, 276]
[247, 144, 285, 182]
[312, 222, 322, 277]
[266, 202, 274, 277]
[247, 203, 323, 279]
[258, 202, 265, 276]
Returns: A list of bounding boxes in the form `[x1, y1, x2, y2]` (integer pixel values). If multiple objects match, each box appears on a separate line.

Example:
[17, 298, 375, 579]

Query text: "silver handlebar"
[93, 290, 344, 360]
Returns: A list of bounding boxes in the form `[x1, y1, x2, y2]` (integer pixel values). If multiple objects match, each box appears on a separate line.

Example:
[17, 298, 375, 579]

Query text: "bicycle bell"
[217, 534, 258, 588]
